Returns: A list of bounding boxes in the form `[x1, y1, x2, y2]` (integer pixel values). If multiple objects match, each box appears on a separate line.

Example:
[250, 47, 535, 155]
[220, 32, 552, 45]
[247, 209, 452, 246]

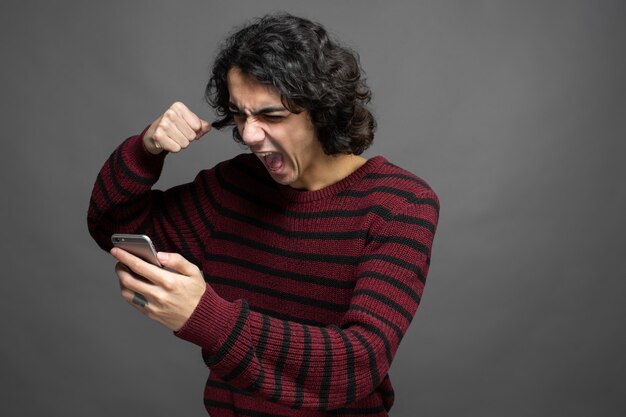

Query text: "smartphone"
[111, 234, 162, 267]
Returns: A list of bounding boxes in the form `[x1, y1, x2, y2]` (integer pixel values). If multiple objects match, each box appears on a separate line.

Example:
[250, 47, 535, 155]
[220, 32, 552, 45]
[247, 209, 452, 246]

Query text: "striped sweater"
[88, 133, 439, 416]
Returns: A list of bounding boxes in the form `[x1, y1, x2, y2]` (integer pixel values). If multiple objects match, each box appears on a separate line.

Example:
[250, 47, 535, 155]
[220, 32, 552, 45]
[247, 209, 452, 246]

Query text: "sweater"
[88, 133, 440, 416]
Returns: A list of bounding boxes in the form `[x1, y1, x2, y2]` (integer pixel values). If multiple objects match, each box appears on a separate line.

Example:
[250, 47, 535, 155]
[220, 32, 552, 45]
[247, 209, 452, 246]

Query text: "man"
[88, 13, 439, 417]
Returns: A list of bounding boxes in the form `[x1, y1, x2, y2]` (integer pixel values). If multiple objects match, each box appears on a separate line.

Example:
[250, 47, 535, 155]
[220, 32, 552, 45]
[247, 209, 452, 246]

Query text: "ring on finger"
[132, 292, 149, 308]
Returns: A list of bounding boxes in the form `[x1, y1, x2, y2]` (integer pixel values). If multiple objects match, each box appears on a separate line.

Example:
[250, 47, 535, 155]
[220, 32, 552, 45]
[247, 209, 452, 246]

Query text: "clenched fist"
[143, 102, 211, 154]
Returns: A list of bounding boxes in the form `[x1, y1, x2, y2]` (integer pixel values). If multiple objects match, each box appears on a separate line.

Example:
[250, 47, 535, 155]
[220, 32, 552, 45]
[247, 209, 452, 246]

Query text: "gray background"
[1, 1, 625, 416]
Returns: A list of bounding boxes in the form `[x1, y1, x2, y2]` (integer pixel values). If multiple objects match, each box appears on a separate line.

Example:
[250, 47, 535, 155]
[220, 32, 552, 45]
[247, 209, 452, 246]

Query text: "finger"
[159, 118, 192, 150]
[151, 124, 185, 153]
[115, 261, 158, 297]
[170, 112, 199, 142]
[111, 247, 167, 286]
[120, 287, 150, 310]
[174, 104, 211, 140]
[197, 119, 212, 138]
[174, 102, 203, 133]
[156, 252, 201, 277]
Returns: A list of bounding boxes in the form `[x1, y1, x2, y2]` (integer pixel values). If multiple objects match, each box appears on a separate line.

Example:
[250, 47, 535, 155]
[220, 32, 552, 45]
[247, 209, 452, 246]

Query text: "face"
[226, 67, 326, 189]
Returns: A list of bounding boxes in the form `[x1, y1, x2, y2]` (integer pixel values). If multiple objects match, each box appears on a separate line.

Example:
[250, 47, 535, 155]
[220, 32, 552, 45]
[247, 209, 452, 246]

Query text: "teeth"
[257, 152, 272, 157]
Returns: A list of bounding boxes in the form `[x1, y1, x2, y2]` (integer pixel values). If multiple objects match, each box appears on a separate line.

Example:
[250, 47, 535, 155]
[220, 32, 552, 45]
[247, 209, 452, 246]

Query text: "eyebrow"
[228, 102, 288, 115]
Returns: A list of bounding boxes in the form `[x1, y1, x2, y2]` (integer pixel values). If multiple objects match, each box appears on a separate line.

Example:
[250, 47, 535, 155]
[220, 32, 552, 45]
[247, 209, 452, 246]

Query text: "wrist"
[141, 126, 164, 155]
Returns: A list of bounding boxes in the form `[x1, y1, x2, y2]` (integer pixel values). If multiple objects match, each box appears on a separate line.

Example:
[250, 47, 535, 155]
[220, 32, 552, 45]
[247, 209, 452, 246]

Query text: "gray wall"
[2, 1, 625, 416]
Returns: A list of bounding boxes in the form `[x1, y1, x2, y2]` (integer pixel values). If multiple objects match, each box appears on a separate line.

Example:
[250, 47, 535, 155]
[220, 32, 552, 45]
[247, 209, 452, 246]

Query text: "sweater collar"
[274, 155, 387, 203]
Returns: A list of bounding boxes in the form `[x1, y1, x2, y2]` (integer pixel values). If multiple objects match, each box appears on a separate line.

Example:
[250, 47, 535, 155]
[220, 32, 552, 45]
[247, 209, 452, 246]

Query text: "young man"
[88, 13, 439, 417]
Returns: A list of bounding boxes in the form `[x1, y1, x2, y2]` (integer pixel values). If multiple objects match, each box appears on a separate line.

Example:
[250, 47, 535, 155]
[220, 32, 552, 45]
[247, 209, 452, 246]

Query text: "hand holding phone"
[110, 233, 207, 331]
[111, 234, 162, 267]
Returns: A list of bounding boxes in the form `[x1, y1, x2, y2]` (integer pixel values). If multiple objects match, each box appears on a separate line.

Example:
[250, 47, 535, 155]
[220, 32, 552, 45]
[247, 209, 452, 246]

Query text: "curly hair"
[206, 13, 376, 155]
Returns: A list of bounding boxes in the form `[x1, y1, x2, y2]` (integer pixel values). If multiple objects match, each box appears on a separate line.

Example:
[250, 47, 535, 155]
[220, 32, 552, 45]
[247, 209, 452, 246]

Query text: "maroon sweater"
[88, 133, 439, 416]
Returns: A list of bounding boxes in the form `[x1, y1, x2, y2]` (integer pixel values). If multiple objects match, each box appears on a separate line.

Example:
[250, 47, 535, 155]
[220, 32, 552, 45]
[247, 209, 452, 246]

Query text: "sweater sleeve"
[175, 189, 440, 410]
[87, 131, 209, 266]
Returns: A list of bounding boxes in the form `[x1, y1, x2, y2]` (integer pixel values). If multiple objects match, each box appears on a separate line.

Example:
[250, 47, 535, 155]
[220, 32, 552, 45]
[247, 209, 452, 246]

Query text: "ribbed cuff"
[122, 127, 167, 179]
[175, 285, 242, 355]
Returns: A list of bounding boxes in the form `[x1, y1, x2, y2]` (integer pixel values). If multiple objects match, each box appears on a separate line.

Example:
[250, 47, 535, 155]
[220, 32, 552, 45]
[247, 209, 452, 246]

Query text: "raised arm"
[87, 102, 211, 257]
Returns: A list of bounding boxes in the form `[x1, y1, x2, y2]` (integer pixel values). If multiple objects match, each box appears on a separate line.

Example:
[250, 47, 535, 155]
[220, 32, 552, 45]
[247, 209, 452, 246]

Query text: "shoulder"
[354, 157, 440, 247]
[345, 156, 439, 215]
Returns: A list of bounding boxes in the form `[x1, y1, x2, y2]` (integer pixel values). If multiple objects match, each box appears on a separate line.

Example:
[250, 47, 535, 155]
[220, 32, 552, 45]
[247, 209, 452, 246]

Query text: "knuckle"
[151, 292, 165, 306]
[154, 126, 166, 139]
[164, 108, 177, 120]
[118, 273, 128, 287]
[161, 277, 175, 291]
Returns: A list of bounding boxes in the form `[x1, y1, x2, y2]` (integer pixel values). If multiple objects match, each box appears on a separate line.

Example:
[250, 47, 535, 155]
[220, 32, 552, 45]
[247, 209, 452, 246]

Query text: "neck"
[292, 153, 367, 191]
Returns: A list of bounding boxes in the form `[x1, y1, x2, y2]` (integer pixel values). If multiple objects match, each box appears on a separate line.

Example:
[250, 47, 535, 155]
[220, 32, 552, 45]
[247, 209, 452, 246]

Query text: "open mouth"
[257, 152, 284, 172]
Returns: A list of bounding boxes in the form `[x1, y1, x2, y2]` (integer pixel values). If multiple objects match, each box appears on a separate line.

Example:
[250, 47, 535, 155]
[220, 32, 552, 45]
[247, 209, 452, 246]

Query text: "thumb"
[196, 119, 212, 139]
[157, 252, 201, 277]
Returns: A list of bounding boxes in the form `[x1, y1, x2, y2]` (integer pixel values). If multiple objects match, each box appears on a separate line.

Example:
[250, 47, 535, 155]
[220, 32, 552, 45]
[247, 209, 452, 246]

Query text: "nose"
[241, 118, 265, 146]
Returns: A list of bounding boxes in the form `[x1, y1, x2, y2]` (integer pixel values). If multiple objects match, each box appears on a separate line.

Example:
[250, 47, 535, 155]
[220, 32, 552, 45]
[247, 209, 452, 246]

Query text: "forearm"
[87, 130, 167, 250]
[177, 291, 396, 410]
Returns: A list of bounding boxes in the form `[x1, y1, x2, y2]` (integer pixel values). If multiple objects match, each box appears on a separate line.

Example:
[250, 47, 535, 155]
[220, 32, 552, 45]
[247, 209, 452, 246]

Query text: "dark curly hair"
[206, 13, 376, 155]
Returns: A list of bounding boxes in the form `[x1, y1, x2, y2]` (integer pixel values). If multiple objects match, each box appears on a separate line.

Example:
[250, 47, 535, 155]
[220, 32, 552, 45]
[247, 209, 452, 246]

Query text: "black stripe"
[339, 187, 439, 210]
[358, 271, 420, 302]
[250, 306, 326, 326]
[222, 346, 254, 382]
[294, 325, 311, 409]
[206, 379, 253, 396]
[348, 305, 404, 340]
[220, 164, 430, 221]
[349, 323, 392, 364]
[349, 330, 381, 391]
[353, 289, 414, 322]
[333, 326, 356, 404]
[189, 181, 215, 234]
[270, 320, 291, 402]
[114, 143, 154, 185]
[204, 274, 348, 312]
[246, 364, 265, 393]
[361, 253, 425, 283]
[204, 400, 294, 417]
[203, 301, 250, 366]
[370, 235, 430, 256]
[94, 170, 156, 227]
[212, 231, 359, 265]
[172, 187, 205, 247]
[110, 152, 137, 198]
[229, 157, 435, 222]
[204, 253, 355, 289]
[204, 173, 368, 241]
[95, 176, 114, 208]
[318, 327, 332, 410]
[160, 192, 199, 266]
[365, 171, 432, 190]
[90, 199, 142, 229]
[392, 214, 436, 234]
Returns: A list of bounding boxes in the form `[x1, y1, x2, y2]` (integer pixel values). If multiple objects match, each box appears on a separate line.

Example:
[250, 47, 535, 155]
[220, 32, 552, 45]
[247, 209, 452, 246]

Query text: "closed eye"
[261, 114, 286, 122]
